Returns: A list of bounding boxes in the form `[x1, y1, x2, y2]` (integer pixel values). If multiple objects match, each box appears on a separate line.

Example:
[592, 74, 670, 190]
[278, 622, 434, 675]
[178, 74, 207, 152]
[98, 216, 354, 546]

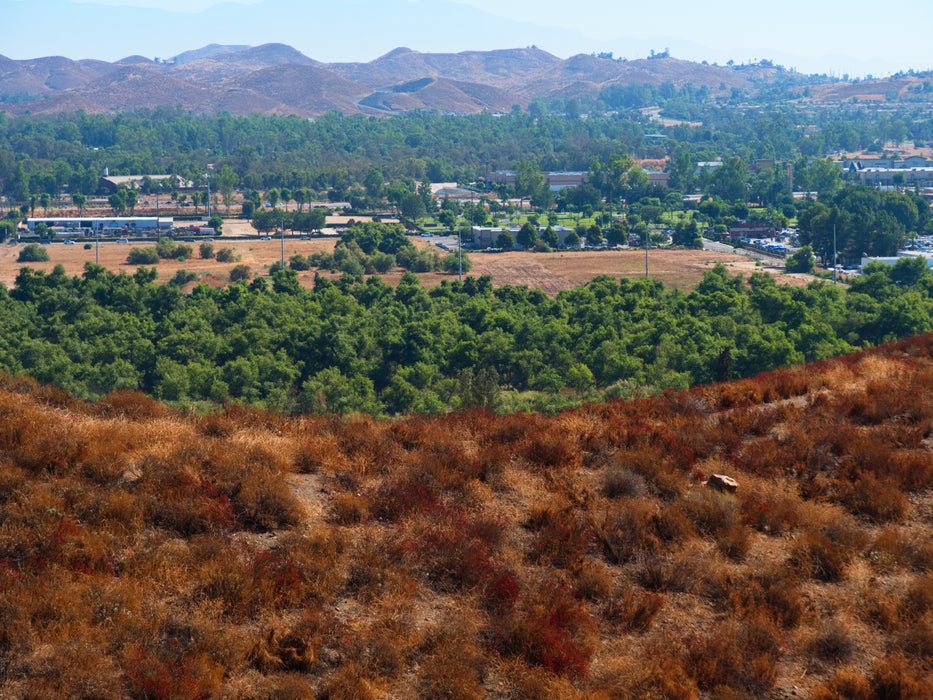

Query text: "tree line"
[1, 103, 931, 206]
[3, 256, 933, 415]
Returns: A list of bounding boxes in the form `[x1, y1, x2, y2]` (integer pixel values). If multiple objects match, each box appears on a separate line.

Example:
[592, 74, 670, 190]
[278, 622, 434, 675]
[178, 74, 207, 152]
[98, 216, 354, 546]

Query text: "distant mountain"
[0, 43, 923, 117]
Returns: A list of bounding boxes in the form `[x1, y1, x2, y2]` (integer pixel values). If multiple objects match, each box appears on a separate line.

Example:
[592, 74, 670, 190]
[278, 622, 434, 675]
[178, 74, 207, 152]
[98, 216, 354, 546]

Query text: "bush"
[126, 246, 159, 265]
[18, 243, 50, 262]
[229, 264, 251, 282]
[442, 252, 472, 274]
[199, 242, 214, 259]
[371, 251, 396, 274]
[83, 242, 92, 250]
[215, 247, 237, 262]
[168, 269, 198, 287]
[289, 254, 310, 271]
[789, 532, 847, 582]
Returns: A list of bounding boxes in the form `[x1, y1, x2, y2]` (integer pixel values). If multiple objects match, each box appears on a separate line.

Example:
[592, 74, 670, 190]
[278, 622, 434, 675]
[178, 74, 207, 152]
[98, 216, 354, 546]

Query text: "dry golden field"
[0, 219, 816, 295]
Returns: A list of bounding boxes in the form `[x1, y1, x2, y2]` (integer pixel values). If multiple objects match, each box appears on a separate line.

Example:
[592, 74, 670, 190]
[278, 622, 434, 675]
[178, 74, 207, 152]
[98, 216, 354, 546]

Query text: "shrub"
[289, 253, 311, 271]
[810, 667, 872, 700]
[682, 488, 740, 536]
[604, 585, 664, 633]
[168, 269, 198, 287]
[602, 465, 647, 499]
[681, 616, 782, 693]
[199, 242, 214, 259]
[490, 579, 596, 678]
[740, 489, 799, 535]
[789, 532, 847, 582]
[832, 472, 908, 523]
[126, 246, 159, 264]
[869, 655, 933, 698]
[18, 243, 50, 262]
[371, 479, 439, 522]
[215, 247, 237, 262]
[229, 264, 251, 282]
[807, 618, 857, 664]
[526, 501, 592, 569]
[330, 492, 368, 525]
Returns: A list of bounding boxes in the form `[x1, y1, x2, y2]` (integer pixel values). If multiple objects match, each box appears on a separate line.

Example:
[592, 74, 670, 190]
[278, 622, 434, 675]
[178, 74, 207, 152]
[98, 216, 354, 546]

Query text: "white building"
[27, 217, 173, 237]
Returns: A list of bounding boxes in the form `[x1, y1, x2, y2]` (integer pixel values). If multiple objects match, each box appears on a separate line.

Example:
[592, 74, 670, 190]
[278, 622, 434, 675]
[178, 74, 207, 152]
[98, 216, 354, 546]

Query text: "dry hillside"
[1, 333, 933, 697]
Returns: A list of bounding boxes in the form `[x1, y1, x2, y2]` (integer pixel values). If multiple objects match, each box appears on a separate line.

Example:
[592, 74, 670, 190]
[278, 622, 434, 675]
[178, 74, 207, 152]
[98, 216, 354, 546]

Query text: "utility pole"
[833, 223, 837, 284]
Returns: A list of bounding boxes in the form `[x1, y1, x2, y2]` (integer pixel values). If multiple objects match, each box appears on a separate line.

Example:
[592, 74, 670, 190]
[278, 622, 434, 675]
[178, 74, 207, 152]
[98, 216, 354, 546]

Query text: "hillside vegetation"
[2, 334, 933, 697]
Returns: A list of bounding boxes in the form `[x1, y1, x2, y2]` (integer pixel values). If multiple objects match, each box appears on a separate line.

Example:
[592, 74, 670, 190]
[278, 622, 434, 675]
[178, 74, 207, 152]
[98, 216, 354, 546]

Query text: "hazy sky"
[17, 0, 933, 75]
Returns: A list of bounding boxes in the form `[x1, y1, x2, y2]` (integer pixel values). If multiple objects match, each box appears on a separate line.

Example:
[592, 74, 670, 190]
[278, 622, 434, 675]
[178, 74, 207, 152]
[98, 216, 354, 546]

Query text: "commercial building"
[26, 217, 174, 237]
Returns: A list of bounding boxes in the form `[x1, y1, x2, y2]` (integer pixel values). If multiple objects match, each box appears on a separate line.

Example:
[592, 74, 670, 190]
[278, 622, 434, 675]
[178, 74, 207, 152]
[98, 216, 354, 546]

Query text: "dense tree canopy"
[0, 258, 931, 415]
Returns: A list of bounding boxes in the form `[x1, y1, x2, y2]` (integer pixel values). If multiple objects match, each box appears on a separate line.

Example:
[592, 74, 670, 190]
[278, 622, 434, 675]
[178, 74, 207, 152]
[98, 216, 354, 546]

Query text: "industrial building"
[26, 217, 174, 237]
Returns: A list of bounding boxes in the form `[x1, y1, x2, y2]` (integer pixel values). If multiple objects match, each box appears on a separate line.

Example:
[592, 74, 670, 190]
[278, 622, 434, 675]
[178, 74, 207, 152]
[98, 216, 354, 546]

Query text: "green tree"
[517, 222, 538, 249]
[298, 367, 381, 415]
[309, 208, 327, 232]
[126, 189, 138, 215]
[216, 164, 236, 212]
[18, 243, 50, 262]
[400, 192, 426, 227]
[127, 247, 160, 264]
[108, 189, 127, 215]
[442, 252, 472, 274]
[513, 160, 545, 209]
[229, 264, 251, 282]
[672, 219, 702, 248]
[496, 231, 514, 250]
[785, 245, 815, 273]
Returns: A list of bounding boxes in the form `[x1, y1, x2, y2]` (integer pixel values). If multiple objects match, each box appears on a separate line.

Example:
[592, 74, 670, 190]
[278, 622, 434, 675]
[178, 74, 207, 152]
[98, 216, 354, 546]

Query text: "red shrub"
[370, 479, 440, 521]
[490, 579, 595, 678]
[124, 644, 222, 700]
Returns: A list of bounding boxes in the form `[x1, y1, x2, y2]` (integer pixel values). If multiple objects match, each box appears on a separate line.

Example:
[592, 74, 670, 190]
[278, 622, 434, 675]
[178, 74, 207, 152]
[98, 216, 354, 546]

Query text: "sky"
[8, 0, 933, 77]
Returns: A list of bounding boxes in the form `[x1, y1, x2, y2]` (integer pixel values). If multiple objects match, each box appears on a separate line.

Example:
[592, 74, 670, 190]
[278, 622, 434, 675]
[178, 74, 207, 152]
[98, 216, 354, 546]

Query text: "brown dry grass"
[3, 336, 933, 696]
[0, 222, 814, 294]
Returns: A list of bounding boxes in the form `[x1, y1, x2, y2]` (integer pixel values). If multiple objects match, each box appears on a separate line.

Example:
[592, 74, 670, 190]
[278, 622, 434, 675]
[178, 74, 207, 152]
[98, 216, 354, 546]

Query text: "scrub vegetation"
[2, 333, 933, 696]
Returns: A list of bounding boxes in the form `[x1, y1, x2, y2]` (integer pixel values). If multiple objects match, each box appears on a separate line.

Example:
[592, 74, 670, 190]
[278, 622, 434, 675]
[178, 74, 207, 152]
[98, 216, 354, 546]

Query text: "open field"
[0, 222, 819, 294]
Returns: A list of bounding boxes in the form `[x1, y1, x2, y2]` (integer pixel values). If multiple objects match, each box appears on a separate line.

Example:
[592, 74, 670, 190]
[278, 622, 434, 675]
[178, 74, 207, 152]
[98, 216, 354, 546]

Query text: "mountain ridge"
[0, 43, 922, 117]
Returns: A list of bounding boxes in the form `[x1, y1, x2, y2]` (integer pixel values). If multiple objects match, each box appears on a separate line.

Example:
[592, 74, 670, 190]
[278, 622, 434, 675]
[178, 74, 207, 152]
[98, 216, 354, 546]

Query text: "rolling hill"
[1, 42, 912, 117]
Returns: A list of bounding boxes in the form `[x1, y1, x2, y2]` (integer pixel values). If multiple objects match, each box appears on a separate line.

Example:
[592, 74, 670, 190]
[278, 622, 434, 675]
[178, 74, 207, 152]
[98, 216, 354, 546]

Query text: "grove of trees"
[2, 255, 933, 415]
